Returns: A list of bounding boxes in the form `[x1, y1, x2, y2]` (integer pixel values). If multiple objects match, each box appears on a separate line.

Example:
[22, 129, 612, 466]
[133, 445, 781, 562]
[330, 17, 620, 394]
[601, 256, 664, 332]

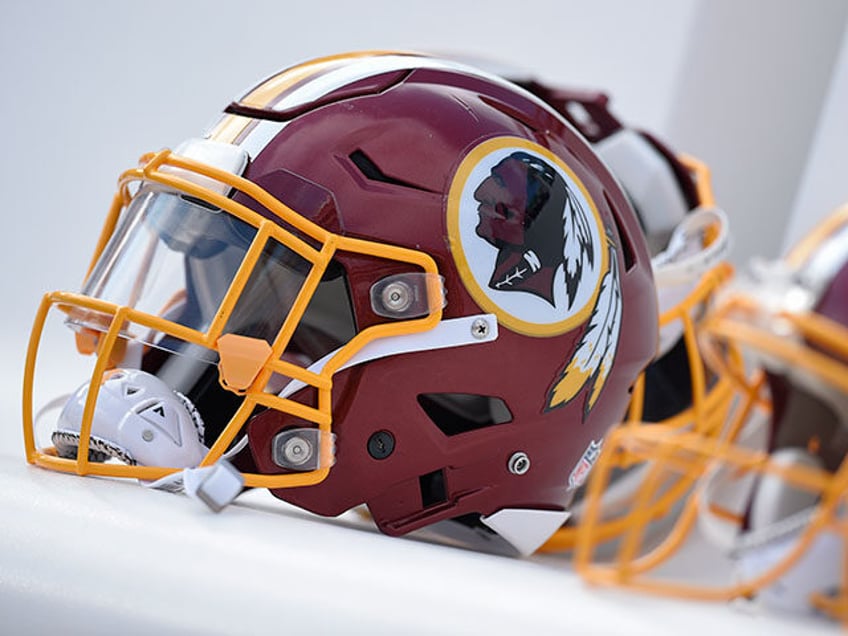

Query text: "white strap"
[653, 207, 731, 287]
[280, 314, 498, 398]
[696, 426, 838, 614]
[145, 459, 244, 513]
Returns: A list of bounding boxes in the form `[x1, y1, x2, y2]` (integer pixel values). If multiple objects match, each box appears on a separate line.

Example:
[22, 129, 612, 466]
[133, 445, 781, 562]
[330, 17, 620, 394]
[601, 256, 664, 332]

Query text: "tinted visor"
[71, 186, 339, 354]
[66, 185, 355, 440]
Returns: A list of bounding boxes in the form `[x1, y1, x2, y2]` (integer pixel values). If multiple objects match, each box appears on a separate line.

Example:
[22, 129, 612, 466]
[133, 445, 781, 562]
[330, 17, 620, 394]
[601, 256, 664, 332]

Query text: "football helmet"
[22, 51, 657, 556]
[575, 205, 848, 622]
[509, 84, 735, 552]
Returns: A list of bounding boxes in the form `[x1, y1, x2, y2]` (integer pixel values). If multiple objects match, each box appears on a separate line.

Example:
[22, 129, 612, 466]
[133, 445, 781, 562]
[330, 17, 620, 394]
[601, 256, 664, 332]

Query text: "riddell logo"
[568, 439, 603, 490]
[448, 137, 623, 417]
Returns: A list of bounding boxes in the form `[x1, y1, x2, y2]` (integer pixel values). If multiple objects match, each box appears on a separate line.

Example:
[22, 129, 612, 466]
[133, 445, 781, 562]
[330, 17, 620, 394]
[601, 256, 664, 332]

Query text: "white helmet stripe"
[265, 54, 488, 113]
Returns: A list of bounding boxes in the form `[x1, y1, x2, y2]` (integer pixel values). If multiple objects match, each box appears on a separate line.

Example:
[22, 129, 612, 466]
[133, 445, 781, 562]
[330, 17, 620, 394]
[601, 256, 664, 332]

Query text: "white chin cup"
[55, 368, 207, 468]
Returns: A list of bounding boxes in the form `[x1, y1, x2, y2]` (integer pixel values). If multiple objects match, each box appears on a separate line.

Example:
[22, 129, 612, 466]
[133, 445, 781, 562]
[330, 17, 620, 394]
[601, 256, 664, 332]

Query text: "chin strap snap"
[145, 459, 244, 513]
[183, 460, 245, 512]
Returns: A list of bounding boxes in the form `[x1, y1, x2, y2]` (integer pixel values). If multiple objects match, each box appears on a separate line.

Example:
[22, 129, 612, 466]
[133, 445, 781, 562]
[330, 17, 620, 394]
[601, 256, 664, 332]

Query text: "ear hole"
[419, 469, 447, 508]
[417, 393, 512, 437]
[349, 149, 436, 192]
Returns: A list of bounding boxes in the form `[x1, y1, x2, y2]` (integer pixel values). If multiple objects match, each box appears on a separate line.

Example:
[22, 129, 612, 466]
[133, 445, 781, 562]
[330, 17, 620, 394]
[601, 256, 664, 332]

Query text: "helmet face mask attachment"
[23, 51, 658, 557]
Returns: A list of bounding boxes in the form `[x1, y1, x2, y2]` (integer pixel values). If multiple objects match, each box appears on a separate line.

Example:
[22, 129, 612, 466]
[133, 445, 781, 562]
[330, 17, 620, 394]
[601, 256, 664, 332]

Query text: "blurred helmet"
[22, 51, 657, 555]
[575, 205, 848, 623]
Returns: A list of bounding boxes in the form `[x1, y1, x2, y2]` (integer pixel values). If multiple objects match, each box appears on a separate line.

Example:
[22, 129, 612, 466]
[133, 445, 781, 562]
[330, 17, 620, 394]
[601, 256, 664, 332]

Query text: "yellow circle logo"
[447, 137, 608, 337]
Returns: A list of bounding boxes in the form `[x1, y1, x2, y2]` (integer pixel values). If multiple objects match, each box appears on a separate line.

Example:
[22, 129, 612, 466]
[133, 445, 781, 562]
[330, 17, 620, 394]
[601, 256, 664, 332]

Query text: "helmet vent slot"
[607, 190, 637, 272]
[641, 336, 695, 422]
[419, 468, 447, 508]
[417, 393, 512, 437]
[349, 150, 436, 192]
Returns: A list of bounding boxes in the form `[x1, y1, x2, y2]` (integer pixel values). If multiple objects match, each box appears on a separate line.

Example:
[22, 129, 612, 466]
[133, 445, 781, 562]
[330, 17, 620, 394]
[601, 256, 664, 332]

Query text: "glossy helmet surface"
[504, 83, 735, 552]
[575, 205, 848, 622]
[22, 51, 658, 556]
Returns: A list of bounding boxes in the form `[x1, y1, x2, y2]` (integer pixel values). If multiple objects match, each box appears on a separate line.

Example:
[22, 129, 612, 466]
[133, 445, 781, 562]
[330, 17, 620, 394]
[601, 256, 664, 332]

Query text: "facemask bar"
[23, 148, 444, 489]
[701, 283, 848, 399]
[702, 205, 848, 397]
[572, 418, 848, 622]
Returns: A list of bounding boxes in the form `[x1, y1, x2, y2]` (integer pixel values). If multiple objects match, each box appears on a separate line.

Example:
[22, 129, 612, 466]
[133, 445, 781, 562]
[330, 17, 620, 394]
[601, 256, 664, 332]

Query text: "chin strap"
[144, 459, 245, 513]
[143, 434, 250, 512]
[653, 207, 731, 356]
[652, 207, 730, 287]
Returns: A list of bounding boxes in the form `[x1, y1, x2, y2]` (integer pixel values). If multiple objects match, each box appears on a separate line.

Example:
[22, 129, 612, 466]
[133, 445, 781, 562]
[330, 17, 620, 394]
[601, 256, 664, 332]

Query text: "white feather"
[562, 192, 595, 308]
[562, 197, 583, 276]
[550, 243, 623, 412]
[591, 254, 623, 405]
[583, 252, 618, 373]
[563, 206, 579, 278]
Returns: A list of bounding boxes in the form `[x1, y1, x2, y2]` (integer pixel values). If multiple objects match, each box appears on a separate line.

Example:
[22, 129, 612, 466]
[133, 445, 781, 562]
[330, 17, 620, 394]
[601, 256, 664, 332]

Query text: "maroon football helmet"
[23, 51, 657, 555]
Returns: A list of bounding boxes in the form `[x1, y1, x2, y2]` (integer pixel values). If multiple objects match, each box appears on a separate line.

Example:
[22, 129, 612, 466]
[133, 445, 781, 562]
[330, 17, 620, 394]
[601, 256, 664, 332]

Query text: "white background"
[1, 1, 847, 633]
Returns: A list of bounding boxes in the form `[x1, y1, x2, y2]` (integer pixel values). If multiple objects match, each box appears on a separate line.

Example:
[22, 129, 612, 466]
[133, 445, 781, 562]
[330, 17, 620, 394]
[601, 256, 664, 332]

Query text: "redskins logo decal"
[448, 137, 622, 415]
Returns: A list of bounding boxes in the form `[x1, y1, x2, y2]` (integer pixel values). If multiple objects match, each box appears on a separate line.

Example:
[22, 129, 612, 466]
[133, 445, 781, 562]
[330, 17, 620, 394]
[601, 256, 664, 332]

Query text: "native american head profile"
[473, 151, 595, 308]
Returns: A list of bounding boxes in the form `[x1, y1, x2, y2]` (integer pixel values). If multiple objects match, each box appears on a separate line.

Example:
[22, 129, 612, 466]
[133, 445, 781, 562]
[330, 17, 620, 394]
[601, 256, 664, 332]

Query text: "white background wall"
[785, 23, 848, 249]
[662, 1, 848, 261]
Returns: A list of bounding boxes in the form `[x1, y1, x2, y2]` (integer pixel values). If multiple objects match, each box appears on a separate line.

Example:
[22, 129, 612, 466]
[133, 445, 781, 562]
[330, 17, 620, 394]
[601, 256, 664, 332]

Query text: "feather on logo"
[562, 189, 595, 309]
[547, 235, 622, 416]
